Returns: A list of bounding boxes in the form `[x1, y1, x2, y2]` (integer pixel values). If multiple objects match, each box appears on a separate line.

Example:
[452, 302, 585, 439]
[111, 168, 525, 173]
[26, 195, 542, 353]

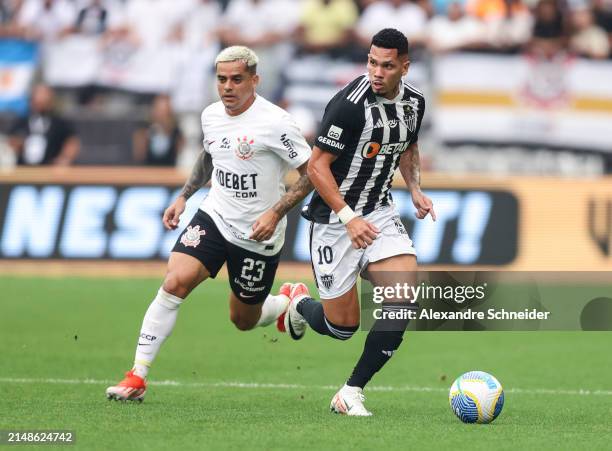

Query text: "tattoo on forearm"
[180, 151, 213, 200]
[272, 173, 314, 218]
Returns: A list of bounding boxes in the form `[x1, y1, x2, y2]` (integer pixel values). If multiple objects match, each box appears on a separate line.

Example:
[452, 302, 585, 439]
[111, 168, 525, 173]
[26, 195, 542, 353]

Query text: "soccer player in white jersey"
[278, 29, 435, 416]
[106, 46, 313, 402]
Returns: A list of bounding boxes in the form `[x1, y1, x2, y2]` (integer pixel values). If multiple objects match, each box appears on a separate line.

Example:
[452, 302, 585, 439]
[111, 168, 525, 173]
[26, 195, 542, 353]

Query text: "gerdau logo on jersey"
[361, 141, 409, 158]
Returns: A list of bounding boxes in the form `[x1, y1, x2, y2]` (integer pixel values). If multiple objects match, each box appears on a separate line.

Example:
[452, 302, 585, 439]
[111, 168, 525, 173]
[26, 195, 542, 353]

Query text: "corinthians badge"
[180, 225, 206, 247]
[235, 136, 255, 160]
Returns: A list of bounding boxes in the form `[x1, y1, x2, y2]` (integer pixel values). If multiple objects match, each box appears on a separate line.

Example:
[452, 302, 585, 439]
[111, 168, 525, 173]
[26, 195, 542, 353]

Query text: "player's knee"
[230, 312, 257, 331]
[162, 273, 190, 299]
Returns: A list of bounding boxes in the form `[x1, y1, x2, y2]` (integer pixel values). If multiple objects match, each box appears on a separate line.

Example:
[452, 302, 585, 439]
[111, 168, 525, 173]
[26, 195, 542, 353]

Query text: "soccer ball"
[448, 371, 504, 424]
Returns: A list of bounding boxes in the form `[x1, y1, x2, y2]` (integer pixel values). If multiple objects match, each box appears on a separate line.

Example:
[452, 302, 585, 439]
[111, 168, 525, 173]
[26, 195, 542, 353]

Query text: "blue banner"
[0, 39, 38, 116]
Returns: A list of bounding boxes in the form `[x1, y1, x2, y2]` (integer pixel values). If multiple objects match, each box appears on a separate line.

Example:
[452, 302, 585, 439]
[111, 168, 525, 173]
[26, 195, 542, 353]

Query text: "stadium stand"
[0, 0, 610, 173]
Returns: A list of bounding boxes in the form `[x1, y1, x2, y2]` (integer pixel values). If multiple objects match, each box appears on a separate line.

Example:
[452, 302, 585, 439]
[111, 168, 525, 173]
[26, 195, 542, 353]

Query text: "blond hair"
[215, 46, 259, 74]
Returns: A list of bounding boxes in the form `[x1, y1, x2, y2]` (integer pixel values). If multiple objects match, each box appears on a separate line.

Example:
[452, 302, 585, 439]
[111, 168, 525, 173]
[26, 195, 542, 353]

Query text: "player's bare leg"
[366, 254, 417, 285]
[322, 287, 361, 327]
[229, 292, 263, 330]
[228, 283, 291, 331]
[162, 252, 211, 299]
[106, 252, 209, 401]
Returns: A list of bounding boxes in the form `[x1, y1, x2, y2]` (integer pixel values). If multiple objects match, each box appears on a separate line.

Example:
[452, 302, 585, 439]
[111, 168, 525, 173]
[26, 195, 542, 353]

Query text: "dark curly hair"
[371, 28, 409, 56]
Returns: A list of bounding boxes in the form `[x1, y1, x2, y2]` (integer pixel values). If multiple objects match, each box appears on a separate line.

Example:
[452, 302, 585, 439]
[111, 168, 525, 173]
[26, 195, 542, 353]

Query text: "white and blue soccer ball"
[449, 371, 504, 424]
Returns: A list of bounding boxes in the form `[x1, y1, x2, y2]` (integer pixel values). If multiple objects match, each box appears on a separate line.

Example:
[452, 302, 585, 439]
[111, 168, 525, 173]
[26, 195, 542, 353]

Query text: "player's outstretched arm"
[250, 162, 313, 241]
[308, 146, 379, 249]
[399, 143, 436, 221]
[162, 151, 213, 230]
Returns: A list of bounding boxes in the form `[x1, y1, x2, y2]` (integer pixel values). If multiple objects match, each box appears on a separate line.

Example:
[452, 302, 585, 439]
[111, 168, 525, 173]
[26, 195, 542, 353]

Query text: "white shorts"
[309, 206, 417, 299]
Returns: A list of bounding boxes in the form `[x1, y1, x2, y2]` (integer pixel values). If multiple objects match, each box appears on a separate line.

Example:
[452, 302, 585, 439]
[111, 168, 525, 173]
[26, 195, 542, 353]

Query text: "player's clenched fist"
[250, 209, 280, 241]
[162, 196, 187, 230]
[345, 217, 379, 249]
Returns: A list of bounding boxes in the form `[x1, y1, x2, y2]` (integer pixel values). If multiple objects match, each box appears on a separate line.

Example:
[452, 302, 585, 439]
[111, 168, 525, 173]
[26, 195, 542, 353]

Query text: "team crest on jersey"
[235, 136, 255, 160]
[180, 225, 206, 248]
[402, 98, 419, 132]
[320, 274, 334, 289]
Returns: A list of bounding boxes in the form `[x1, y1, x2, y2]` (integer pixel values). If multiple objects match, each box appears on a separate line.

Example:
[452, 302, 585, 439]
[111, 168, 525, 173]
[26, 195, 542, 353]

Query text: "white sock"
[255, 294, 289, 327]
[133, 288, 183, 379]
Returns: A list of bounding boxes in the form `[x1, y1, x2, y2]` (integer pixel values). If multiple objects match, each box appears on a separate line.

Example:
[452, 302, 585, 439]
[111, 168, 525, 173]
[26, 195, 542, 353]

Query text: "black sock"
[297, 297, 358, 340]
[346, 303, 410, 388]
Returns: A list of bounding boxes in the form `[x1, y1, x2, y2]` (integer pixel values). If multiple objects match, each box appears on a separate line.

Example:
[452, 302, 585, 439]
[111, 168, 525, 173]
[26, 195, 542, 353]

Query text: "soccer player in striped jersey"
[278, 28, 436, 416]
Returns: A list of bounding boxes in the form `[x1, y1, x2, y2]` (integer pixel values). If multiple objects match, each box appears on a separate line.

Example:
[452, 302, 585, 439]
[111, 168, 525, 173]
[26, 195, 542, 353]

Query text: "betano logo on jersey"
[361, 141, 409, 158]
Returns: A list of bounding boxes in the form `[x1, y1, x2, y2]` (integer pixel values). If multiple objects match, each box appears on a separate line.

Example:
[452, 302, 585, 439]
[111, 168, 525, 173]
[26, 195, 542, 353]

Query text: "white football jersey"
[199, 95, 311, 255]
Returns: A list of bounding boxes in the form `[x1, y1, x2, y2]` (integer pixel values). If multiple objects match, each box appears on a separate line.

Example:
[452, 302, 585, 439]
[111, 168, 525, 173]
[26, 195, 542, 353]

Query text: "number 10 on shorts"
[317, 246, 333, 264]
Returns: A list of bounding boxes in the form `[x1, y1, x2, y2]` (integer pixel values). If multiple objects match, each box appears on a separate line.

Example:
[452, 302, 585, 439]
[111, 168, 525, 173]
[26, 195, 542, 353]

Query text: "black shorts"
[172, 210, 281, 305]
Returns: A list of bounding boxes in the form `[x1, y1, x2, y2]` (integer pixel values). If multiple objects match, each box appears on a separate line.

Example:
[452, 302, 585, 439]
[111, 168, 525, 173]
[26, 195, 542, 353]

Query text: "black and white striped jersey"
[304, 74, 426, 224]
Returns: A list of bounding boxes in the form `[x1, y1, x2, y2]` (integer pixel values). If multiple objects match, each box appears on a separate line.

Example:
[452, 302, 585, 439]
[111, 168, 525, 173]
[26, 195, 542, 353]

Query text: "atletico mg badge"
[320, 274, 334, 289]
[235, 136, 255, 160]
[180, 225, 206, 247]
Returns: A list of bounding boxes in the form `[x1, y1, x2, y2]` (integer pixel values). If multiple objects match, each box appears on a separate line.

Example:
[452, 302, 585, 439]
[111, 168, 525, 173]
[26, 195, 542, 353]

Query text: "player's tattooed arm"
[272, 163, 313, 218]
[400, 143, 436, 221]
[250, 163, 313, 241]
[180, 151, 213, 200]
[163, 151, 213, 230]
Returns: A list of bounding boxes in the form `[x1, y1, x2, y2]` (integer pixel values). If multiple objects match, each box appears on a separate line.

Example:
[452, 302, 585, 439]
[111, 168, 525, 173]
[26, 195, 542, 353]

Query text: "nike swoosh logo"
[138, 343, 151, 346]
[240, 292, 256, 298]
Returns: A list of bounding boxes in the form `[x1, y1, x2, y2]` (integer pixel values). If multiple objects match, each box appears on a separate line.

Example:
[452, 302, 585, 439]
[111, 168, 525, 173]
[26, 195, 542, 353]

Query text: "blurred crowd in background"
[0, 0, 611, 173]
[2, 0, 611, 59]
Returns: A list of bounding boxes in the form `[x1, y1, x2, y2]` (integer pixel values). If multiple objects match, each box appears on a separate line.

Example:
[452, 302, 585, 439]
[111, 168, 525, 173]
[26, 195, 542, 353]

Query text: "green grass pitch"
[1, 276, 611, 450]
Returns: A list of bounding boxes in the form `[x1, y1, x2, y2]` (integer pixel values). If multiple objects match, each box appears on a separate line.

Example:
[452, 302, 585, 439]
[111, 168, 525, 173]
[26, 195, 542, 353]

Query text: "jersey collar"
[224, 94, 259, 119]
